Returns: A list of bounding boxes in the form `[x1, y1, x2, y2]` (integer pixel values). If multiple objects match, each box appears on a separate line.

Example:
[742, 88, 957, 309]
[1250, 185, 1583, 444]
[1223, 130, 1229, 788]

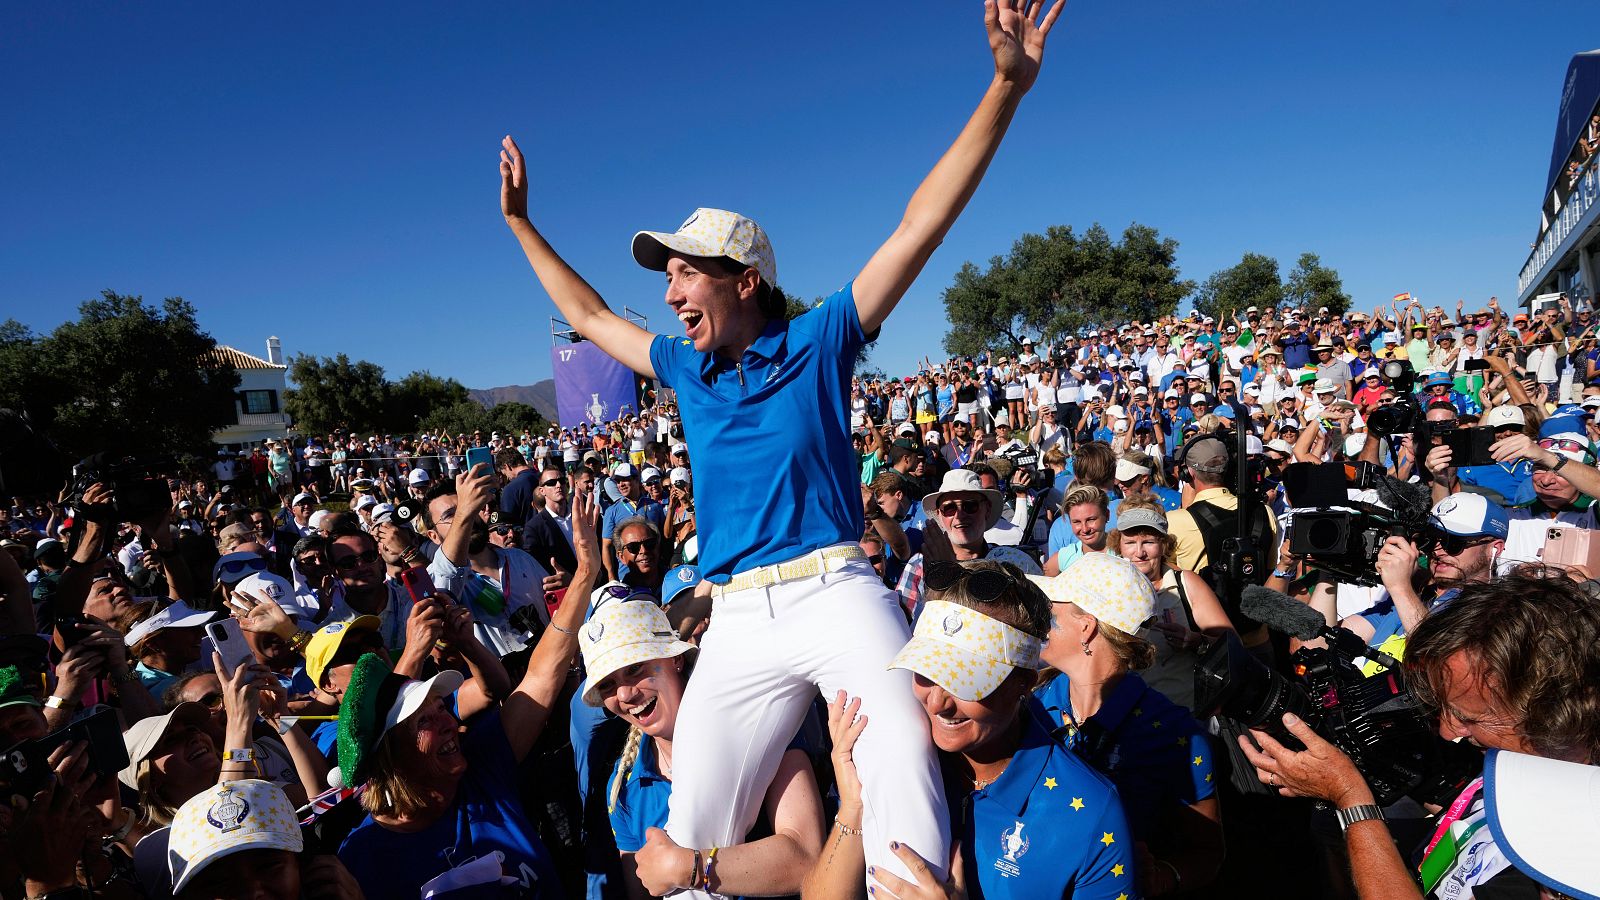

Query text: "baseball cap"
[212, 551, 269, 585]
[662, 565, 702, 607]
[579, 599, 697, 706]
[1428, 493, 1509, 540]
[407, 468, 431, 485]
[369, 502, 397, 525]
[668, 466, 691, 486]
[291, 492, 314, 506]
[1266, 439, 1294, 454]
[1114, 506, 1168, 535]
[1163, 389, 1181, 400]
[896, 421, 917, 436]
[167, 780, 304, 893]
[632, 208, 777, 287]
[670, 442, 688, 457]
[1183, 437, 1228, 473]
[121, 702, 213, 789]
[1027, 553, 1155, 636]
[1482, 749, 1600, 899]
[233, 571, 295, 610]
[353, 494, 378, 512]
[1214, 404, 1237, 421]
[1424, 371, 1453, 388]
[305, 616, 382, 687]
[123, 601, 215, 648]
[1189, 393, 1209, 406]
[888, 599, 1043, 702]
[1483, 405, 1526, 428]
[613, 462, 636, 479]
[640, 467, 663, 484]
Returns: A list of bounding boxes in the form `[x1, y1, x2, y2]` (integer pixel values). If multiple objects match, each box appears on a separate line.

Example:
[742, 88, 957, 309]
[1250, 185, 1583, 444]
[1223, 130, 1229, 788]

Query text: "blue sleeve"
[790, 283, 865, 354]
[1048, 517, 1075, 557]
[1072, 793, 1139, 900]
[608, 762, 645, 853]
[1184, 729, 1218, 803]
[649, 333, 693, 389]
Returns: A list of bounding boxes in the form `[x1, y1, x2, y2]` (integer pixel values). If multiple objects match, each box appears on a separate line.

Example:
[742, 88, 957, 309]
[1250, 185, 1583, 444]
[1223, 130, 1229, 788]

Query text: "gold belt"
[715, 545, 867, 596]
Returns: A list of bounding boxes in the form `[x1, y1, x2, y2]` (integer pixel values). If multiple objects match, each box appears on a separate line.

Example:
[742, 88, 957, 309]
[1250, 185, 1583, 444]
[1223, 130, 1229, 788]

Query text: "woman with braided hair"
[578, 594, 824, 899]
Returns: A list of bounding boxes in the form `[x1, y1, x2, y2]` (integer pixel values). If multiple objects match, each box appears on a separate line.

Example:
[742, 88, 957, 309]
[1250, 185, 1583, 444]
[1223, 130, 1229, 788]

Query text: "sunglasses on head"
[937, 498, 983, 517]
[590, 583, 658, 614]
[333, 549, 380, 570]
[923, 560, 1016, 602]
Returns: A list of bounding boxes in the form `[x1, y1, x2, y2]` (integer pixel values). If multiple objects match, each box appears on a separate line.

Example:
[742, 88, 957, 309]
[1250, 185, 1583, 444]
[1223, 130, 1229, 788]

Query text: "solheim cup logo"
[585, 393, 609, 425]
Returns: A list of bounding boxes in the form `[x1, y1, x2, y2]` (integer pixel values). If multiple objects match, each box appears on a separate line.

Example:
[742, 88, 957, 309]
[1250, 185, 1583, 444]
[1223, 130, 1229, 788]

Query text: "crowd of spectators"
[0, 293, 1598, 899]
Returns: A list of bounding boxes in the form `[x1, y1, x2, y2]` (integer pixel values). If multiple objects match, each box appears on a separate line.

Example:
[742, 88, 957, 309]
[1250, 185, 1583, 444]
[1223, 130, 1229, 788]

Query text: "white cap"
[1483, 405, 1527, 428]
[353, 494, 378, 512]
[640, 466, 663, 483]
[1266, 439, 1294, 454]
[613, 462, 636, 479]
[671, 442, 689, 456]
[1189, 393, 1209, 405]
[632, 208, 777, 287]
[1163, 389, 1181, 400]
[1482, 749, 1600, 899]
[1343, 433, 1367, 457]
[1114, 458, 1152, 482]
[124, 601, 215, 647]
[1133, 386, 1149, 396]
[669, 467, 691, 486]
[1107, 405, 1127, 419]
[896, 421, 917, 436]
[1314, 377, 1337, 394]
[307, 509, 331, 531]
[370, 503, 396, 525]
[407, 468, 430, 485]
[234, 571, 295, 610]
[291, 492, 314, 506]
[1245, 435, 1264, 455]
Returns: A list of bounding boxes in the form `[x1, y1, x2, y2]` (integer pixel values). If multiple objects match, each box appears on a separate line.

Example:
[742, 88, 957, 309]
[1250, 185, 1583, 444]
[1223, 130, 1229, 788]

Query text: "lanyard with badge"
[1417, 777, 1486, 895]
[464, 555, 510, 617]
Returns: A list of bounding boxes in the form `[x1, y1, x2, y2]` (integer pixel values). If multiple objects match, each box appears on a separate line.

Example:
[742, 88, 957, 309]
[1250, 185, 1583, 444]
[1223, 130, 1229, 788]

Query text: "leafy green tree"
[0, 292, 239, 461]
[1193, 252, 1284, 322]
[941, 223, 1194, 356]
[387, 371, 470, 433]
[1282, 253, 1352, 317]
[283, 353, 389, 435]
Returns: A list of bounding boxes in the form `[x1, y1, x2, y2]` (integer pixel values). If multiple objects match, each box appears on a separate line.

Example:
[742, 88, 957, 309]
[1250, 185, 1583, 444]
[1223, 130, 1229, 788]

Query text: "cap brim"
[888, 636, 1013, 702]
[382, 670, 465, 737]
[1485, 749, 1600, 899]
[121, 703, 211, 789]
[170, 826, 303, 894]
[581, 639, 695, 706]
[632, 231, 721, 272]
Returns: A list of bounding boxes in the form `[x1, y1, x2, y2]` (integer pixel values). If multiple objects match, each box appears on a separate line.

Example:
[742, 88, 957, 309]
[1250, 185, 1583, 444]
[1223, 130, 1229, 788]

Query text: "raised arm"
[501, 137, 656, 378]
[853, 0, 1065, 334]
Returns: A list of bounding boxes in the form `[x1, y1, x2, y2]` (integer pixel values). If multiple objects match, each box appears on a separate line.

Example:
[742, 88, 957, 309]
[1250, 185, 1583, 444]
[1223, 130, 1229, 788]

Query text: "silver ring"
[1268, 772, 1277, 786]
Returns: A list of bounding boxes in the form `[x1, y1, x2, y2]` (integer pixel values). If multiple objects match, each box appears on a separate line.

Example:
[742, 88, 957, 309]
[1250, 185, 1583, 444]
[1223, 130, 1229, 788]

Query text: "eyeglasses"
[332, 549, 380, 570]
[539, 479, 564, 488]
[923, 560, 1016, 602]
[195, 691, 225, 712]
[937, 498, 983, 517]
[216, 556, 268, 578]
[866, 553, 885, 565]
[1431, 533, 1491, 556]
[620, 540, 651, 555]
[296, 555, 325, 568]
[490, 524, 518, 536]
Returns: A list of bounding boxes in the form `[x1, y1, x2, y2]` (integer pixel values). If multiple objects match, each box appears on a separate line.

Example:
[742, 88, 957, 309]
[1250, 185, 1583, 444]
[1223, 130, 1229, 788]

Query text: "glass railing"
[1520, 155, 1600, 295]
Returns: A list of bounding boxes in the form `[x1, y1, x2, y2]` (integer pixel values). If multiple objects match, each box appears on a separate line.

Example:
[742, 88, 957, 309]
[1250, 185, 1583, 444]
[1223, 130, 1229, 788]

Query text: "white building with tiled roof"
[210, 337, 290, 447]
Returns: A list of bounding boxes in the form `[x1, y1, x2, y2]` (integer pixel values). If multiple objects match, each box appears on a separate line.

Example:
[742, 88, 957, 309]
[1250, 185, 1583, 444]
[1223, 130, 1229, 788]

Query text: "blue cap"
[1424, 371, 1453, 388]
[662, 566, 702, 606]
[1541, 414, 1590, 440]
[1214, 404, 1236, 421]
[1428, 493, 1509, 540]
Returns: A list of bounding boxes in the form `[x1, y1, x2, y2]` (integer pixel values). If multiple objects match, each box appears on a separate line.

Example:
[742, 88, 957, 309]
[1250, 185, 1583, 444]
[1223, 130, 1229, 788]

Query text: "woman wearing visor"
[1030, 553, 1223, 897]
[806, 559, 1134, 899]
[579, 591, 824, 899]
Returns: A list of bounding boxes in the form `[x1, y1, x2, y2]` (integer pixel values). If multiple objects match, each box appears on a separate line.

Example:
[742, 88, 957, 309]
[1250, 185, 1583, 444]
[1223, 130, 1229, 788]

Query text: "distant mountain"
[469, 380, 558, 420]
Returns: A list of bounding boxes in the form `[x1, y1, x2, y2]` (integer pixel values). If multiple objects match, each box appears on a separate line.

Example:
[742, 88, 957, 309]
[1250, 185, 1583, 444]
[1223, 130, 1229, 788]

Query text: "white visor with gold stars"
[889, 600, 1043, 702]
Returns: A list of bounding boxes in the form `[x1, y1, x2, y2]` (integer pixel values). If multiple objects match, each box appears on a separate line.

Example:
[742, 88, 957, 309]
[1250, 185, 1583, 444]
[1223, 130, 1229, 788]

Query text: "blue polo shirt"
[601, 497, 666, 543]
[949, 703, 1135, 900]
[649, 284, 866, 580]
[1033, 673, 1215, 842]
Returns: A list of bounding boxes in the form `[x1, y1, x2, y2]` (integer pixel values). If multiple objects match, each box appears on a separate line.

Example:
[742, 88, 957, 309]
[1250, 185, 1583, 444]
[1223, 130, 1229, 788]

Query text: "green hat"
[1297, 372, 1318, 386]
[334, 652, 464, 788]
[0, 665, 40, 710]
[335, 653, 406, 787]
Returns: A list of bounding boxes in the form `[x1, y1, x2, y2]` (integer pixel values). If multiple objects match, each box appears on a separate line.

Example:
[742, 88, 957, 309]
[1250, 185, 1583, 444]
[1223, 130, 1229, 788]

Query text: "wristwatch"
[43, 696, 75, 711]
[223, 748, 258, 764]
[1335, 803, 1385, 832]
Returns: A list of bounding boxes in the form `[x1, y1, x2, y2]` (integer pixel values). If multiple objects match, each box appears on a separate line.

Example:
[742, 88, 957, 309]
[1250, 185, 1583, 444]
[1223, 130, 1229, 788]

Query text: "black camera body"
[1281, 461, 1435, 586]
[68, 452, 175, 524]
[1428, 423, 1498, 468]
[1365, 359, 1420, 440]
[1195, 629, 1482, 807]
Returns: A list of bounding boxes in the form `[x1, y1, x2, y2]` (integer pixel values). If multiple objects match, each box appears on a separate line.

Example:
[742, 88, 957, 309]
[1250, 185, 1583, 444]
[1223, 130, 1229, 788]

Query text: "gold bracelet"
[834, 817, 863, 837]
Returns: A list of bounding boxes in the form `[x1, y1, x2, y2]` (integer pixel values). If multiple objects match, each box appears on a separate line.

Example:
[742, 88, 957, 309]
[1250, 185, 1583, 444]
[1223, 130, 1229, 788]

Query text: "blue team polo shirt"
[1033, 673, 1215, 842]
[950, 703, 1135, 900]
[649, 284, 866, 580]
[338, 711, 562, 898]
[601, 497, 666, 543]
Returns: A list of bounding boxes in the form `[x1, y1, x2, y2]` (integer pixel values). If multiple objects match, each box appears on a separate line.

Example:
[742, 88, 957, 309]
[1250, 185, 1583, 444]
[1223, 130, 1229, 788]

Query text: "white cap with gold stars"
[888, 600, 1043, 702]
[632, 208, 777, 287]
[167, 779, 304, 893]
[579, 598, 696, 707]
[1027, 552, 1155, 637]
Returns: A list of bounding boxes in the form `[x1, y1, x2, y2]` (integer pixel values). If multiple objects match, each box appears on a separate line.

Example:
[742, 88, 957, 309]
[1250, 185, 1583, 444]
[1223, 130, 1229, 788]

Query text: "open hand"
[986, 0, 1065, 93]
[500, 136, 529, 221]
[1238, 713, 1371, 807]
[869, 841, 967, 900]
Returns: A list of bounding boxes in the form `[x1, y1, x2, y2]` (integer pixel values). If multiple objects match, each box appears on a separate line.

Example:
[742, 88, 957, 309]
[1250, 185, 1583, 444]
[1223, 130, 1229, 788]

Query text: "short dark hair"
[421, 480, 457, 530]
[495, 449, 526, 472]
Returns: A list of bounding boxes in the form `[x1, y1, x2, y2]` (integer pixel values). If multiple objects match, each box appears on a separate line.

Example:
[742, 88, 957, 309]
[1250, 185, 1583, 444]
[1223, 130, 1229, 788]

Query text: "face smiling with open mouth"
[597, 658, 687, 741]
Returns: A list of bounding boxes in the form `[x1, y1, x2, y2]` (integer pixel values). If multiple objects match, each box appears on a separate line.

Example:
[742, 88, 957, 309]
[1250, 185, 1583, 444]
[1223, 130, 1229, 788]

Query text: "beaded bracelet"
[702, 846, 720, 891]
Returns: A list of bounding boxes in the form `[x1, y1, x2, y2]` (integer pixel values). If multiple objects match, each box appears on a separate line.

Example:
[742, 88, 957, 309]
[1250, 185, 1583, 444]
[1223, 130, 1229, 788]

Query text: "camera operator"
[1165, 436, 1278, 651]
[1241, 570, 1600, 900]
[1311, 494, 1508, 677]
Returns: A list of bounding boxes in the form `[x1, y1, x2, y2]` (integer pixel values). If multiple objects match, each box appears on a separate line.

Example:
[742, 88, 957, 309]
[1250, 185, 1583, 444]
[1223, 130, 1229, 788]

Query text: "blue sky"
[2, 2, 1590, 389]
